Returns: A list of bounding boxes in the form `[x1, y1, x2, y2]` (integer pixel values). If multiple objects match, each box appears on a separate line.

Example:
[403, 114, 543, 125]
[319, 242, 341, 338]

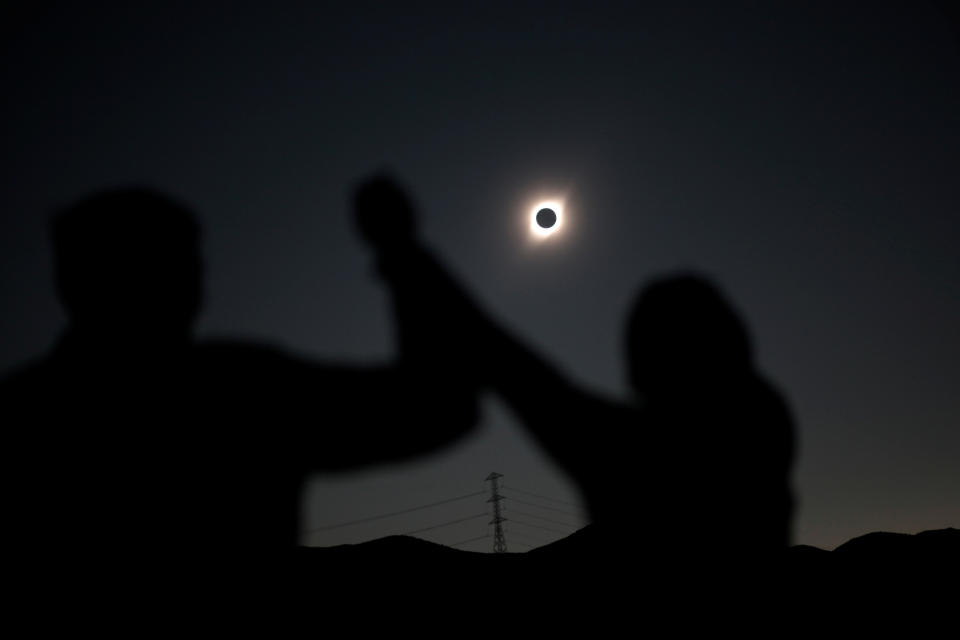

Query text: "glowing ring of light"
[530, 201, 563, 238]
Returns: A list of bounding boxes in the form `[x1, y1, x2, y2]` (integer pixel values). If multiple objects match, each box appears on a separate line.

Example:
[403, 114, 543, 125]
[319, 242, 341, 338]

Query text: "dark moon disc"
[536, 208, 557, 229]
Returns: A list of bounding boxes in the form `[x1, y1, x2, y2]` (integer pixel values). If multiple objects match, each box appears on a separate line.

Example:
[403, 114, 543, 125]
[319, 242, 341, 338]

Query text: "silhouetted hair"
[51, 188, 202, 333]
[626, 273, 752, 394]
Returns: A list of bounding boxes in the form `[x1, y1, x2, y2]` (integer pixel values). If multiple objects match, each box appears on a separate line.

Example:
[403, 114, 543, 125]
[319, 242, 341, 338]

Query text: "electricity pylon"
[486, 472, 508, 553]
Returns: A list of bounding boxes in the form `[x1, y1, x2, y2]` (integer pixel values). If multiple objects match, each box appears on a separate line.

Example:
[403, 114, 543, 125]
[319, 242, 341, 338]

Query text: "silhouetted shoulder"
[193, 338, 406, 395]
[0, 358, 47, 388]
[747, 375, 796, 455]
[193, 338, 477, 471]
[751, 375, 792, 413]
[190, 337, 380, 422]
[0, 354, 61, 403]
[195, 338, 389, 373]
[194, 338, 306, 369]
[193, 338, 373, 388]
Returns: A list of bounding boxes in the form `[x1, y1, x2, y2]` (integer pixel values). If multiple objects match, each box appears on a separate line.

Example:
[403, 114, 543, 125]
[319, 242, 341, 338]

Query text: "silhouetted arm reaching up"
[352, 175, 634, 500]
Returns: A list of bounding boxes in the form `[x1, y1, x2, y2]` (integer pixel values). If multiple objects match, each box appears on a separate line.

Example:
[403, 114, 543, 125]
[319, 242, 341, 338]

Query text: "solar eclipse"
[530, 201, 563, 238]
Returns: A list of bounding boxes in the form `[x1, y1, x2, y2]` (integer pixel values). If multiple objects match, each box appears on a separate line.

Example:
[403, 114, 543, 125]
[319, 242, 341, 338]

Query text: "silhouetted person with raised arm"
[0, 188, 478, 587]
[353, 174, 795, 579]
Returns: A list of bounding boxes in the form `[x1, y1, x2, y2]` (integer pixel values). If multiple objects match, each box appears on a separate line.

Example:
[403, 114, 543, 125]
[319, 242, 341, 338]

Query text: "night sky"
[1, 1, 957, 552]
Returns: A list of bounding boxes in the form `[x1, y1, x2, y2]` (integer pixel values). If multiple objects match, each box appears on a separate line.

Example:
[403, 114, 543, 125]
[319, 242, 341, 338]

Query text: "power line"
[505, 529, 553, 544]
[447, 534, 490, 548]
[502, 495, 586, 519]
[508, 517, 573, 536]
[301, 490, 485, 535]
[502, 485, 581, 508]
[506, 509, 580, 529]
[398, 513, 488, 537]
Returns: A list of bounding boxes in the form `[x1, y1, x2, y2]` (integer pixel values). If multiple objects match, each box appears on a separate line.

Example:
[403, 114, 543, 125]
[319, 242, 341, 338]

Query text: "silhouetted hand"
[353, 174, 417, 253]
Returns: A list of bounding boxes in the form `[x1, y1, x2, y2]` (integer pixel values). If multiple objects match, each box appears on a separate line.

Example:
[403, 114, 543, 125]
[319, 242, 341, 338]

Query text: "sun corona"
[530, 201, 563, 238]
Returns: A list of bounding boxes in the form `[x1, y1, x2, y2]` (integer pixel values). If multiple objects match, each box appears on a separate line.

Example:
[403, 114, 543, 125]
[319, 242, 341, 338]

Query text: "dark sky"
[1, 1, 957, 551]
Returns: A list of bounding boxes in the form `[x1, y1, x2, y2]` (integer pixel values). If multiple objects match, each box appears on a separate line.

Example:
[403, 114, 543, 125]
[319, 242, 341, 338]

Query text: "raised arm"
[352, 174, 631, 481]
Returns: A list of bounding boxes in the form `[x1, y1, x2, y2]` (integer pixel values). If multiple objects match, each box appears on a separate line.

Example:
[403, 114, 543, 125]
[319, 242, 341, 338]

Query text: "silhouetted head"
[626, 273, 752, 396]
[52, 188, 202, 343]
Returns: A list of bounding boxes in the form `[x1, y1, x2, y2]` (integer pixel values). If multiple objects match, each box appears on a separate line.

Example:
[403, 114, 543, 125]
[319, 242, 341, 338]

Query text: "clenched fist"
[352, 173, 417, 253]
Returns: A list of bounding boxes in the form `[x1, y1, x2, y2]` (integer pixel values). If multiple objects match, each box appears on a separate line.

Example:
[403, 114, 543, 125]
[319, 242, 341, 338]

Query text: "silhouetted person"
[353, 174, 795, 578]
[0, 188, 477, 587]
